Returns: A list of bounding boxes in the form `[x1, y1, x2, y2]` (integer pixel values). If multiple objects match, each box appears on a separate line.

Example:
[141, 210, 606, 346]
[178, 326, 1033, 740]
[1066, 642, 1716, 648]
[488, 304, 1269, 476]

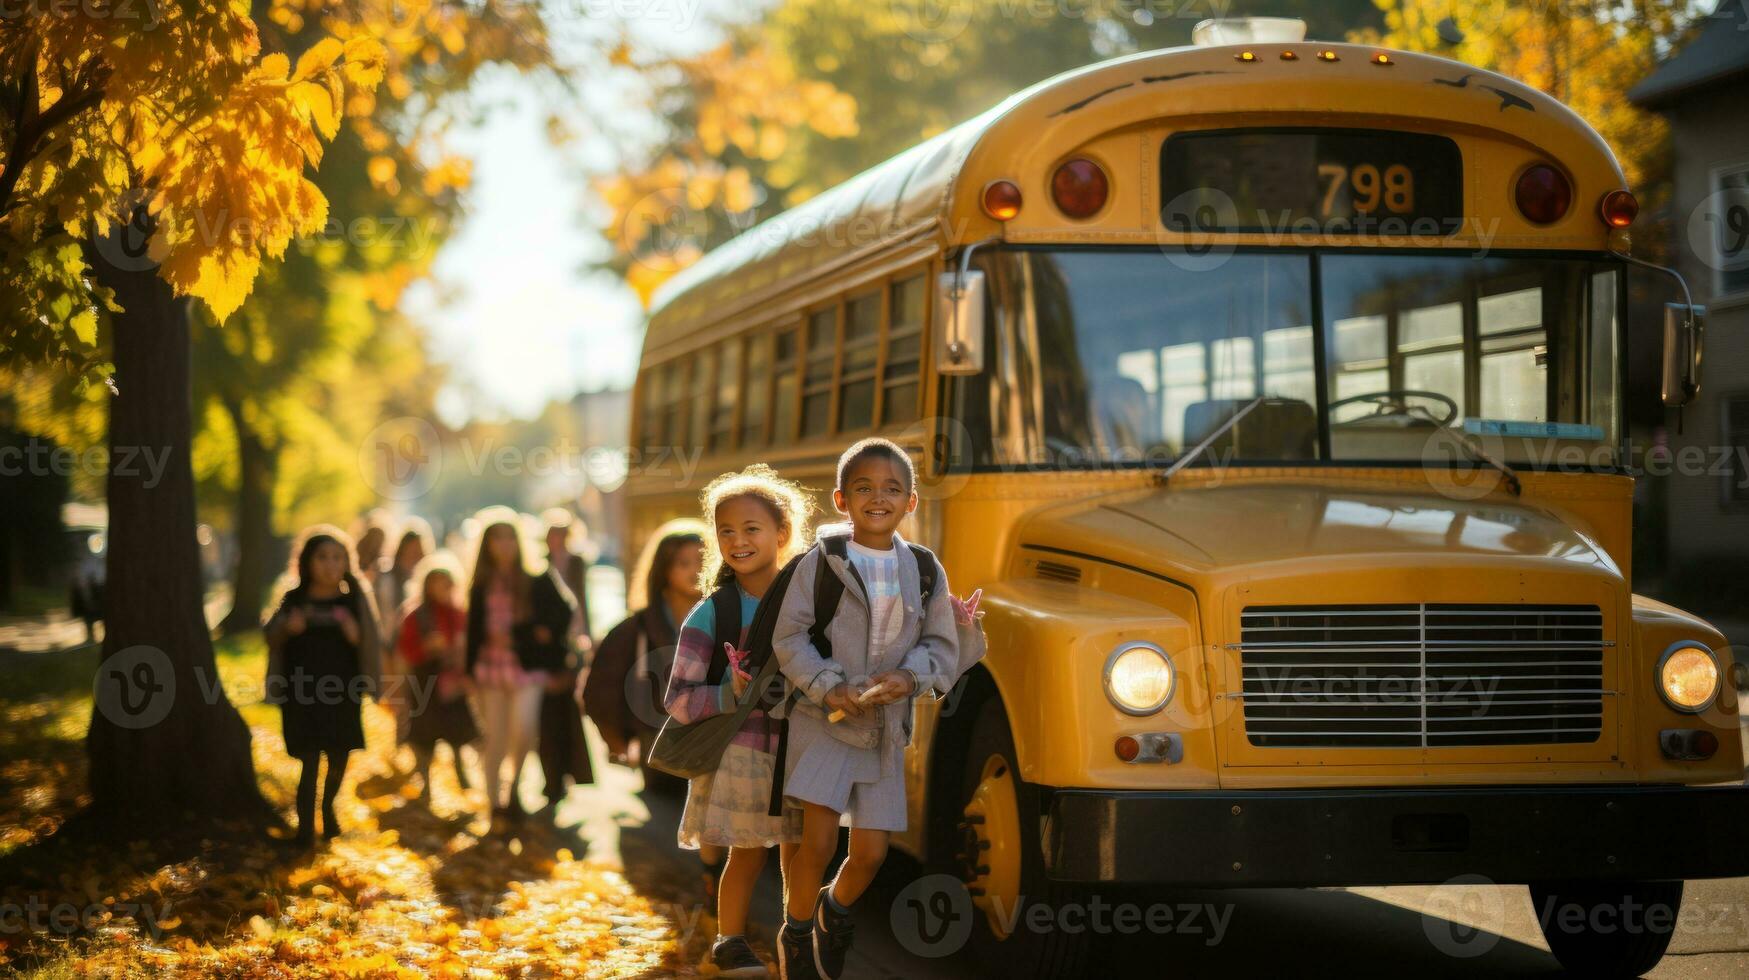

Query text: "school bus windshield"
[946, 249, 1622, 470]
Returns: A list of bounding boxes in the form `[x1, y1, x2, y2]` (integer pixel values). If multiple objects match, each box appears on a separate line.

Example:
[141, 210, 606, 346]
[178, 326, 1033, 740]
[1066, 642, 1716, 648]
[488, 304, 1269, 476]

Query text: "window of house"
[740, 332, 771, 449]
[801, 307, 838, 439]
[709, 338, 740, 453]
[1712, 163, 1749, 299]
[883, 274, 925, 424]
[770, 327, 800, 444]
[838, 291, 881, 431]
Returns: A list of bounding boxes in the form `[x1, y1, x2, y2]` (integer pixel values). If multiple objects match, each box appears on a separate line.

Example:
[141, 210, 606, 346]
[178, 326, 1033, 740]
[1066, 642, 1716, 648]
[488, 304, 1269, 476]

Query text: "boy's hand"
[861, 671, 916, 705]
[823, 683, 863, 720]
[284, 608, 307, 636]
[951, 589, 983, 626]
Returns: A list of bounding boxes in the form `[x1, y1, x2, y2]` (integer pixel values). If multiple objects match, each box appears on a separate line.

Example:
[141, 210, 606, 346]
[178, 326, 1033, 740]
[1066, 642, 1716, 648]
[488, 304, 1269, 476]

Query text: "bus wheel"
[954, 699, 1090, 976]
[1529, 880, 1682, 978]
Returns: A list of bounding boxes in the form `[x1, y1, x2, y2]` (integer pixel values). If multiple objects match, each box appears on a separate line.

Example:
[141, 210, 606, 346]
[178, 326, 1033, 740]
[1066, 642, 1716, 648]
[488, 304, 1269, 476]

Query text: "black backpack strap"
[704, 584, 740, 684]
[767, 714, 789, 816]
[809, 538, 847, 660]
[907, 543, 939, 604]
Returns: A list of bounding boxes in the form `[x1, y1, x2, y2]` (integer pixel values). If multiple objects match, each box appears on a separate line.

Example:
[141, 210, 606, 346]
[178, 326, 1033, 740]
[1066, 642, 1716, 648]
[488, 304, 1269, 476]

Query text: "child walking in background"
[395, 553, 478, 802]
[771, 438, 986, 980]
[265, 525, 382, 847]
[664, 466, 813, 978]
[466, 510, 578, 829]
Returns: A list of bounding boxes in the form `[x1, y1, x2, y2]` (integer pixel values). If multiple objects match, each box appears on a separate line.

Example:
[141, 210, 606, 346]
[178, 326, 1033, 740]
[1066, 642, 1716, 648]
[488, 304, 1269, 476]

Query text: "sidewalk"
[0, 587, 232, 654]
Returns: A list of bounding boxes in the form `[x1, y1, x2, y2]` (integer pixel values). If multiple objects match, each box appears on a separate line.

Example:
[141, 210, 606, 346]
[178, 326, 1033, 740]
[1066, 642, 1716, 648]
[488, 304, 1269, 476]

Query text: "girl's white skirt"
[678, 741, 803, 849]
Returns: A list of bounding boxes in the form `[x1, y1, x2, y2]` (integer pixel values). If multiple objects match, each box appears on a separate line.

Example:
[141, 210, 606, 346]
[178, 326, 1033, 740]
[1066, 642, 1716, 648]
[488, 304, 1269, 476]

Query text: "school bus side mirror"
[935, 269, 986, 375]
[1661, 302, 1705, 407]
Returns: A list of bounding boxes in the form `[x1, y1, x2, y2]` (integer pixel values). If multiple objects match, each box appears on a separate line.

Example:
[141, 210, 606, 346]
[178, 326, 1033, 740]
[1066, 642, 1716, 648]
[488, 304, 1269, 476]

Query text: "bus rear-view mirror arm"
[1614, 249, 1706, 408]
[936, 238, 999, 376]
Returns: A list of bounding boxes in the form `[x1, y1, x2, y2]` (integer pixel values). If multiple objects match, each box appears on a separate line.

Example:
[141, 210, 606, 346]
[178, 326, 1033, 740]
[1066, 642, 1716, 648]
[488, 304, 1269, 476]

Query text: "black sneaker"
[777, 922, 819, 980]
[811, 887, 854, 980]
[710, 935, 767, 978]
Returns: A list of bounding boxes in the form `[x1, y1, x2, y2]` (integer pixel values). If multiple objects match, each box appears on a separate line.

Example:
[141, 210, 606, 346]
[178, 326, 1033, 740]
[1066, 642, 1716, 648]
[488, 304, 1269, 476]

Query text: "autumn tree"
[1357, 0, 1702, 204]
[596, 0, 1383, 302]
[1, 5, 384, 824]
[205, 0, 558, 632]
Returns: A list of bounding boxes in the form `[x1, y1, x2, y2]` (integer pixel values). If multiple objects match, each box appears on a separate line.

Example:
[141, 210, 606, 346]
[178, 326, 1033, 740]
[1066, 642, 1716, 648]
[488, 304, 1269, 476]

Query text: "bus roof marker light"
[981, 180, 1022, 221]
[1279, 50, 1298, 61]
[1317, 50, 1340, 62]
[1514, 163, 1572, 225]
[1051, 158, 1109, 219]
[1372, 52, 1393, 66]
[1235, 50, 1257, 63]
[1600, 189, 1638, 227]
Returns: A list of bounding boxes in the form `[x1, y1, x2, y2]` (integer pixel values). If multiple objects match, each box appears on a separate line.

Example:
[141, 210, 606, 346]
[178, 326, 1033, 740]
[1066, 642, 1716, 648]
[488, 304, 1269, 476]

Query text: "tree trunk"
[218, 397, 281, 636]
[84, 218, 273, 828]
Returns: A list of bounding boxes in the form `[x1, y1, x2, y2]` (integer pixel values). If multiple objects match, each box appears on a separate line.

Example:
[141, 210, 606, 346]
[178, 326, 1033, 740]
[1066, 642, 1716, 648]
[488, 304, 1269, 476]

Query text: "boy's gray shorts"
[781, 713, 907, 832]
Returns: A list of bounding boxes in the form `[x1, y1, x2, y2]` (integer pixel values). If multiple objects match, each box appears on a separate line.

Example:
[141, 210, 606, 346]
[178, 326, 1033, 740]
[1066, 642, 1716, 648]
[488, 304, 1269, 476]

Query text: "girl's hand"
[950, 589, 983, 626]
[333, 607, 360, 645]
[823, 683, 863, 719]
[725, 642, 753, 698]
[284, 608, 308, 636]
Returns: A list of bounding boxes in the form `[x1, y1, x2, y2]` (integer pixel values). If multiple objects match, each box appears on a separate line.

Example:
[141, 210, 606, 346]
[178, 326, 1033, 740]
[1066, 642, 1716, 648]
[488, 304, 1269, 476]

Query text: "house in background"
[1629, 1, 1749, 627]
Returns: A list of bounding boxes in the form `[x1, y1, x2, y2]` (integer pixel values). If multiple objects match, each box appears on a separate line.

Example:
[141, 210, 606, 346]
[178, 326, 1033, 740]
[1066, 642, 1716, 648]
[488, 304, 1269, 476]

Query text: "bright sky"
[402, 2, 736, 428]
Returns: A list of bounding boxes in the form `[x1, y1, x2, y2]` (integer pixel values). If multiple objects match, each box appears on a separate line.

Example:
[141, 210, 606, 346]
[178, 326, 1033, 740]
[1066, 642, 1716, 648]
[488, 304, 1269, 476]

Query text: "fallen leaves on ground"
[0, 634, 727, 978]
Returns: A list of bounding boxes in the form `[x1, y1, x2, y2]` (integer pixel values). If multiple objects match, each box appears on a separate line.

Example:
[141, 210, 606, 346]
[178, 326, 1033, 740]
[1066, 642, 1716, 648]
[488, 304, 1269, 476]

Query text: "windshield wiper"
[1157, 395, 1266, 485]
[1424, 416, 1523, 497]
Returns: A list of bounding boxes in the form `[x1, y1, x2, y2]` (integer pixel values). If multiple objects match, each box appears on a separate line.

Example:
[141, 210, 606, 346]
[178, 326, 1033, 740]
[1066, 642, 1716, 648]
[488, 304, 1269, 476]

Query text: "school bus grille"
[1236, 604, 1606, 748]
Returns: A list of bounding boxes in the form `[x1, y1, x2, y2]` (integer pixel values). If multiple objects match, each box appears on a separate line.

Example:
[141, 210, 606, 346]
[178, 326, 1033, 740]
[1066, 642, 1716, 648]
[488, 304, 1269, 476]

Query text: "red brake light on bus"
[982, 179, 1022, 221]
[1051, 158, 1109, 219]
[1514, 164, 1572, 225]
[1600, 189, 1638, 227]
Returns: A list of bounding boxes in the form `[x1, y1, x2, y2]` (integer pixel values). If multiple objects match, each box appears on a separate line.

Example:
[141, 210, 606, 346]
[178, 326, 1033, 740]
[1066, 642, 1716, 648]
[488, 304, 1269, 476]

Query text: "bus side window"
[740, 332, 772, 449]
[636, 369, 660, 453]
[688, 347, 714, 455]
[801, 307, 838, 439]
[883, 274, 925, 425]
[839, 290, 881, 432]
[771, 327, 801, 444]
[709, 338, 740, 453]
[658, 359, 686, 451]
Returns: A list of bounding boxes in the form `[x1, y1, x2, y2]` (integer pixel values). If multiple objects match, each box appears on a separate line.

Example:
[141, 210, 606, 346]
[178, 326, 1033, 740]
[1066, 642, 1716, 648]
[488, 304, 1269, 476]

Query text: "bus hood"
[1019, 480, 1619, 583]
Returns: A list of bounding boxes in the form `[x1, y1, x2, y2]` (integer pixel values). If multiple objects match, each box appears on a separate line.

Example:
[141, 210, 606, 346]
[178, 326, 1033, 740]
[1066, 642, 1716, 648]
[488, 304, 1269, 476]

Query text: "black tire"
[1529, 880, 1683, 977]
[955, 698, 1090, 977]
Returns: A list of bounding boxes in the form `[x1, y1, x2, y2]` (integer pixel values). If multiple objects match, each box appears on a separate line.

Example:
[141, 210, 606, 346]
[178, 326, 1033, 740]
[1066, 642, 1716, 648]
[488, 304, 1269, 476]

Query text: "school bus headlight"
[1104, 643, 1174, 715]
[1658, 643, 1720, 713]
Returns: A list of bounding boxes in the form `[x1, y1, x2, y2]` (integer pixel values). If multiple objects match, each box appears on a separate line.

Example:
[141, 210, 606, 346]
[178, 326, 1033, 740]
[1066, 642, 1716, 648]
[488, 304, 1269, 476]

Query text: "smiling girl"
[663, 465, 812, 978]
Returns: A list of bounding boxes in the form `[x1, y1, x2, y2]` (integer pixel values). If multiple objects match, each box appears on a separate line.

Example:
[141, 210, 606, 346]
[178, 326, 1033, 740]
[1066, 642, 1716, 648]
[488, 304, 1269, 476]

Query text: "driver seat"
[1182, 398, 1317, 461]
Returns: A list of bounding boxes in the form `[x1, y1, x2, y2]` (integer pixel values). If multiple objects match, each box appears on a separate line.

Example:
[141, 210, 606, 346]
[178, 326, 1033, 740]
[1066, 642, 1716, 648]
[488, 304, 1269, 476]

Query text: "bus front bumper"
[1043, 784, 1749, 887]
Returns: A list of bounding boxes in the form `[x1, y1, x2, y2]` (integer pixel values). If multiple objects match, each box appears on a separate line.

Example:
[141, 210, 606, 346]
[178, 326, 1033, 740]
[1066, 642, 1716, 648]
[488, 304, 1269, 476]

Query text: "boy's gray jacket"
[771, 526, 986, 752]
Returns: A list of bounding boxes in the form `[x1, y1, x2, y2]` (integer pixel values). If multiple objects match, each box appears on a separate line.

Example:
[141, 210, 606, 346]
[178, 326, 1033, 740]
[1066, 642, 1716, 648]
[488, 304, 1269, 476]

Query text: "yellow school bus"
[627, 20, 1746, 976]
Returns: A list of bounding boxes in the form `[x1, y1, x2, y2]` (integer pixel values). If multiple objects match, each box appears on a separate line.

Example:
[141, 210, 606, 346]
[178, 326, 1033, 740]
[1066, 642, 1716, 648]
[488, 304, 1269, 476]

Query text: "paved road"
[562, 720, 1749, 979]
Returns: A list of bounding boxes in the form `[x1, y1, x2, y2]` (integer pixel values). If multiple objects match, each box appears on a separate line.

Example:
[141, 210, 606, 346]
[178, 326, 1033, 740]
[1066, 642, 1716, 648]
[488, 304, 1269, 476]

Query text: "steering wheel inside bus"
[1327, 390, 1459, 427]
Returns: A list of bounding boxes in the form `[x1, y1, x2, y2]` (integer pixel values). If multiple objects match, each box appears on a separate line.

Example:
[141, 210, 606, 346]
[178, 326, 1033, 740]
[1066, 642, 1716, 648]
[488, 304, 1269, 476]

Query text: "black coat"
[466, 570, 576, 674]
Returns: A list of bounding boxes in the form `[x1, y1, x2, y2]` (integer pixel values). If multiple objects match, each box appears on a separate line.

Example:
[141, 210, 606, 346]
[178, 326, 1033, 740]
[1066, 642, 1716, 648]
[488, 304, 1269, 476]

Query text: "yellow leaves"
[367, 156, 399, 190]
[293, 37, 345, 82]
